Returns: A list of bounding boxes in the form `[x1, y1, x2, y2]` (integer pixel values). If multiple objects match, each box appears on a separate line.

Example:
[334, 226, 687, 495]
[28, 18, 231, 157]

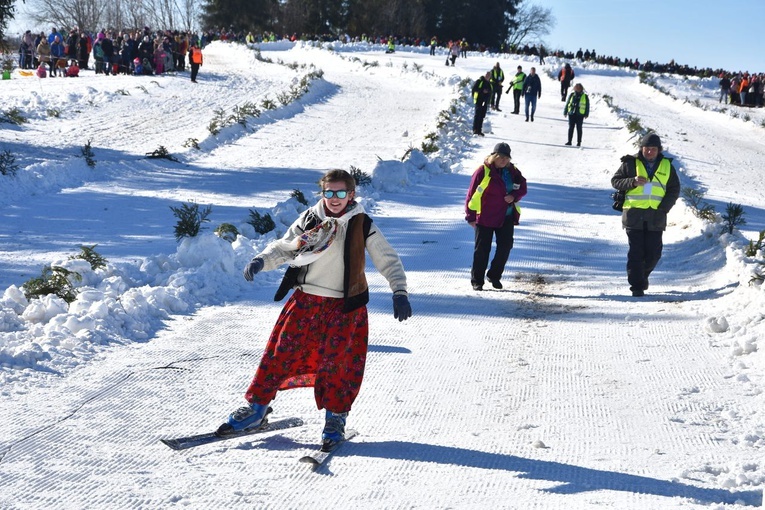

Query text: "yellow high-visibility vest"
[624, 159, 671, 209]
[468, 165, 521, 216]
[566, 92, 588, 115]
[513, 72, 526, 90]
[468, 165, 492, 213]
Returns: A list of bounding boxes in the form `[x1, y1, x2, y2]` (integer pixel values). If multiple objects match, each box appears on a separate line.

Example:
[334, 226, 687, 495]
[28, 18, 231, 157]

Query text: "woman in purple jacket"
[464, 142, 528, 291]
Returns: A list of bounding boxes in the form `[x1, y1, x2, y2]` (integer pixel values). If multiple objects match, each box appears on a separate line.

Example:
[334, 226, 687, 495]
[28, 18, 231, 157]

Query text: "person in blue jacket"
[49, 35, 65, 76]
[522, 67, 542, 122]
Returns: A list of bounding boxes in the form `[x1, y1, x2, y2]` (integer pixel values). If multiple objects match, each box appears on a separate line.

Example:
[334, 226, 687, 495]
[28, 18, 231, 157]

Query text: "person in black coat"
[138, 36, 154, 63]
[610, 133, 680, 297]
[719, 75, 731, 104]
[563, 83, 589, 146]
[66, 30, 79, 61]
[101, 36, 114, 75]
[77, 34, 90, 69]
[120, 34, 136, 74]
[471, 71, 493, 136]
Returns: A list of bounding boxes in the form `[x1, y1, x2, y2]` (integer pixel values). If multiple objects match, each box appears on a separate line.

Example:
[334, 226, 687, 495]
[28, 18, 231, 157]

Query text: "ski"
[161, 416, 305, 451]
[299, 429, 358, 468]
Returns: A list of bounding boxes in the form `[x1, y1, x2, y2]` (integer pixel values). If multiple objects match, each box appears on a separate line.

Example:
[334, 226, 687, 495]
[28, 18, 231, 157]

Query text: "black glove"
[243, 258, 264, 281]
[392, 293, 412, 322]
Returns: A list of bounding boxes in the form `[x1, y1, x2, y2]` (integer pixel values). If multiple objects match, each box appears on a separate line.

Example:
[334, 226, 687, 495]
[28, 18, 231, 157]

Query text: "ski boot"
[216, 402, 272, 436]
[321, 410, 348, 451]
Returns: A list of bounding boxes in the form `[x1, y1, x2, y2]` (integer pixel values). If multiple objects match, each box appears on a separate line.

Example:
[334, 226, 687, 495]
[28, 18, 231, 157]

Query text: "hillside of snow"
[0, 40, 764, 509]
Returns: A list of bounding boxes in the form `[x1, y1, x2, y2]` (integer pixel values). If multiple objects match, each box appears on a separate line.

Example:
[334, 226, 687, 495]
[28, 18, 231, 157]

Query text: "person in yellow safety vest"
[188, 42, 203, 83]
[245, 32, 255, 45]
[464, 142, 528, 291]
[430, 37, 437, 56]
[385, 38, 395, 54]
[563, 83, 589, 147]
[490, 62, 505, 111]
[610, 133, 680, 297]
[506, 65, 526, 115]
[471, 71, 493, 136]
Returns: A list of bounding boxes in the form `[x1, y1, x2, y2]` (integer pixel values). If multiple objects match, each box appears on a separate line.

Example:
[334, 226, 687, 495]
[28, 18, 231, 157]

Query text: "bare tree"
[29, 0, 200, 33]
[120, 0, 149, 31]
[506, 3, 555, 48]
[28, 0, 106, 32]
[176, 0, 198, 32]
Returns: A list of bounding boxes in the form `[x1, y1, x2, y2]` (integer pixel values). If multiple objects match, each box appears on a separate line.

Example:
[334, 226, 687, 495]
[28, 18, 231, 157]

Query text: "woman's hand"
[504, 194, 515, 204]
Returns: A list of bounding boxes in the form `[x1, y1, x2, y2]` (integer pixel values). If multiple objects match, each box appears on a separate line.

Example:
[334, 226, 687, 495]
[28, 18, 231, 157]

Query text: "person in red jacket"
[465, 142, 528, 291]
[559, 62, 575, 101]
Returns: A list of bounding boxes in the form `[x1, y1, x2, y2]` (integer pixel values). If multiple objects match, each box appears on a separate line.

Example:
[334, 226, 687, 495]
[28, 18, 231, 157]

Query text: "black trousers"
[472, 99, 489, 133]
[471, 221, 515, 285]
[492, 86, 503, 108]
[561, 82, 570, 101]
[190, 63, 200, 81]
[567, 114, 584, 144]
[512, 89, 522, 113]
[626, 226, 663, 292]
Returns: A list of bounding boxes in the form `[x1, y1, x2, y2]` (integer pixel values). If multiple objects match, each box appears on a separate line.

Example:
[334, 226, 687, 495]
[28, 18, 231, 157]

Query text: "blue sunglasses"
[322, 190, 349, 199]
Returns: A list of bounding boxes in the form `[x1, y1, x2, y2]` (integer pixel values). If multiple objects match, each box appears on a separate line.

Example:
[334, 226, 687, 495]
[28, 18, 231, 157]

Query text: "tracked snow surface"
[1, 40, 764, 509]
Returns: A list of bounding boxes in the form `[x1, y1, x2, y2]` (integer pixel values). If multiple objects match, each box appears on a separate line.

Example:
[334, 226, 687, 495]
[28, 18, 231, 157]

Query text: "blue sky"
[532, 0, 763, 72]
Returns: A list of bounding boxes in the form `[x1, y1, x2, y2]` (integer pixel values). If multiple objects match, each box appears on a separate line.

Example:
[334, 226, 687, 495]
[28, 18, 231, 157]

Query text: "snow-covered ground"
[1, 40, 764, 509]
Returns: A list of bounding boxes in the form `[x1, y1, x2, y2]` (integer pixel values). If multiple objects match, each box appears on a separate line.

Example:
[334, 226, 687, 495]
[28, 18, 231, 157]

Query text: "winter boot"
[217, 402, 271, 435]
[321, 410, 348, 447]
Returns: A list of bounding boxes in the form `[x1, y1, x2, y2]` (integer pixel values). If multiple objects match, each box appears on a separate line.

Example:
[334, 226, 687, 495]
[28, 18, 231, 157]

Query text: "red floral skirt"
[244, 290, 369, 413]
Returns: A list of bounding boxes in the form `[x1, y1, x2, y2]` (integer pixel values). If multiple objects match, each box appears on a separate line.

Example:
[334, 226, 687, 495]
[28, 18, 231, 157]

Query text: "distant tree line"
[201, 0, 531, 50]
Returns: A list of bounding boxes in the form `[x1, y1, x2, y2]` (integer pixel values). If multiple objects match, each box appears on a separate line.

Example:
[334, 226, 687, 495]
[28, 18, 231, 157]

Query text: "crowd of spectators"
[14, 26, 218, 77]
[9, 26, 763, 106]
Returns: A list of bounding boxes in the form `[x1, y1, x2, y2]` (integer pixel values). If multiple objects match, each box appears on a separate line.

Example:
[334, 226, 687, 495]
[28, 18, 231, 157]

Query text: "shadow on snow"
[350, 440, 762, 507]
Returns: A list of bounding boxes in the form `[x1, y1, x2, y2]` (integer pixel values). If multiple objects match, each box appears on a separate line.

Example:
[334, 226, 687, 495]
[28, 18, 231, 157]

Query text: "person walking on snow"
[559, 63, 575, 101]
[490, 62, 505, 111]
[522, 67, 542, 122]
[465, 142, 527, 291]
[447, 41, 460, 66]
[610, 133, 680, 297]
[563, 83, 589, 146]
[506, 65, 526, 115]
[472, 71, 493, 136]
[219, 169, 412, 450]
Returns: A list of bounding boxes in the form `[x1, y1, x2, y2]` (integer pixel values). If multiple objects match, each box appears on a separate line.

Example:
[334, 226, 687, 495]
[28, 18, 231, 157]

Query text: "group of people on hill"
[16, 26, 206, 80]
[718, 72, 765, 107]
[93, 28, 756, 85]
[479, 62, 594, 148]
[470, 62, 589, 147]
